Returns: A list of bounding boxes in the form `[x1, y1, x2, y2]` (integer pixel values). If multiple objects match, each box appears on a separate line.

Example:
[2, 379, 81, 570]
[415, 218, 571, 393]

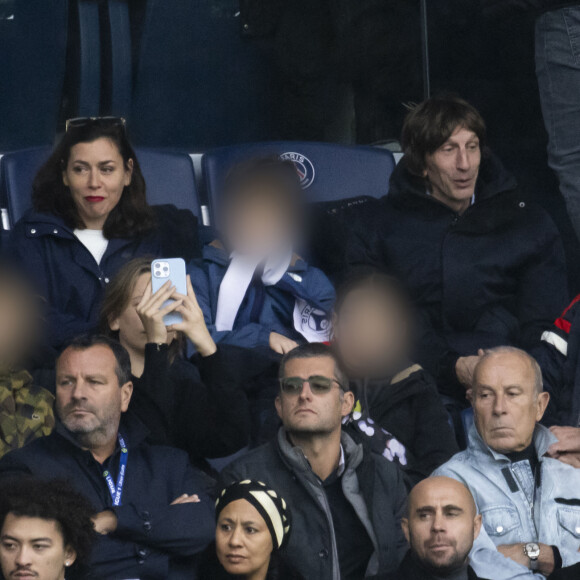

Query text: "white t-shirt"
[74, 228, 109, 265]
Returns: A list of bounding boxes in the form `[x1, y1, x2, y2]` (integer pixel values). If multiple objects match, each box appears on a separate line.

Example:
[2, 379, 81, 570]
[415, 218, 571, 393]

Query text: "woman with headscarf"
[197, 480, 303, 580]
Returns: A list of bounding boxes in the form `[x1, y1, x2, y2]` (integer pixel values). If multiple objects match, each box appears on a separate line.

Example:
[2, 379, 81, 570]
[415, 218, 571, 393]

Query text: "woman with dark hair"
[100, 257, 251, 463]
[7, 117, 200, 356]
[333, 268, 458, 488]
[197, 480, 303, 580]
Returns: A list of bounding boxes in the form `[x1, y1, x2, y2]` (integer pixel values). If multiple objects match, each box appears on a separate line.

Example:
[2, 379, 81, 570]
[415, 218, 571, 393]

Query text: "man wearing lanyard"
[0, 334, 214, 579]
[434, 347, 580, 579]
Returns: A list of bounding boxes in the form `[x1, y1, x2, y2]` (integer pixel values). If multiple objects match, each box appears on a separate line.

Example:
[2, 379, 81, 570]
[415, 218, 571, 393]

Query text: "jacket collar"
[54, 411, 150, 454]
[275, 427, 364, 477]
[466, 422, 558, 463]
[388, 151, 518, 213]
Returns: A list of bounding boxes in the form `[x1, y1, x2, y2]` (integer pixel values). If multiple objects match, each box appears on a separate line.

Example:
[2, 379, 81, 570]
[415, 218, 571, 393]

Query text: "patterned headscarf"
[215, 480, 291, 550]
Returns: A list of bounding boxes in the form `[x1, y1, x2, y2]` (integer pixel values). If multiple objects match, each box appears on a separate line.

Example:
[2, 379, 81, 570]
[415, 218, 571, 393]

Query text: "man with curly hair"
[0, 478, 95, 580]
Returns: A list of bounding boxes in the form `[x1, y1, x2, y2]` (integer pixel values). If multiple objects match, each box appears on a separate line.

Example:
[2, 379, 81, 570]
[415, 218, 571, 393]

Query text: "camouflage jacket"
[0, 368, 54, 458]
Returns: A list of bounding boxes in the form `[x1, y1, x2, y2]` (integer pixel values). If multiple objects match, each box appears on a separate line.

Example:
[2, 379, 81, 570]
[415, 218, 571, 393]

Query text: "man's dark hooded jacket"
[344, 364, 458, 488]
[347, 153, 568, 398]
[0, 413, 214, 579]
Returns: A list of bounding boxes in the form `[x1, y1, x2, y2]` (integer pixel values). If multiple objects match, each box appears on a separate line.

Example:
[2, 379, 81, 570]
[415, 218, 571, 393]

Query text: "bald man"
[435, 346, 580, 579]
[382, 476, 488, 579]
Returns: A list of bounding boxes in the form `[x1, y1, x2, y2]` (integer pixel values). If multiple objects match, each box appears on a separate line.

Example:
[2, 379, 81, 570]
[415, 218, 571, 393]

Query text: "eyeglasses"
[65, 116, 126, 132]
[279, 375, 343, 396]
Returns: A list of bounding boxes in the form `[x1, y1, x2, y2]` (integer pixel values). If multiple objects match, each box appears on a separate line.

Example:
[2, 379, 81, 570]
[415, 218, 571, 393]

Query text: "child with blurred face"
[188, 157, 335, 356]
[334, 270, 458, 486]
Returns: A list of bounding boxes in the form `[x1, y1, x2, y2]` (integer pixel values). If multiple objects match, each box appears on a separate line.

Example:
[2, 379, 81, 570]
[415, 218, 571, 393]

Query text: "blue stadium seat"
[0, 147, 202, 230]
[202, 141, 396, 223]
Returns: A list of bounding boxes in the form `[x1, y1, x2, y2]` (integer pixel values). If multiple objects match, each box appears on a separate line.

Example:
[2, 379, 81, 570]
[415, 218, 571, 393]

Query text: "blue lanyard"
[102, 434, 128, 506]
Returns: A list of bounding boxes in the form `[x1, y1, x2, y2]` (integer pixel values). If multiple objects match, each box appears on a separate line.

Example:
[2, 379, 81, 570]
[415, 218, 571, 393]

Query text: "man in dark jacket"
[382, 476, 489, 580]
[347, 95, 568, 404]
[220, 342, 408, 580]
[0, 335, 214, 579]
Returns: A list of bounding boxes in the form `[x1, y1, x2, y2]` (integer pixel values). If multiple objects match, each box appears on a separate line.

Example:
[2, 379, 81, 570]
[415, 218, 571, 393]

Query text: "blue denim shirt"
[434, 423, 580, 579]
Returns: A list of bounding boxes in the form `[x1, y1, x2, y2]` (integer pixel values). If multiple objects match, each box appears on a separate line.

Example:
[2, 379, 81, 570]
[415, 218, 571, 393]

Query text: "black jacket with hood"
[347, 153, 568, 399]
[344, 364, 458, 488]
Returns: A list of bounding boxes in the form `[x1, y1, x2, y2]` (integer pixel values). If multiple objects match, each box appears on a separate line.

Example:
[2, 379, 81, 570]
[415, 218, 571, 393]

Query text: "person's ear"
[124, 158, 134, 186]
[341, 391, 355, 417]
[109, 316, 121, 332]
[473, 513, 482, 540]
[275, 395, 282, 420]
[535, 391, 550, 422]
[401, 518, 410, 544]
[120, 381, 133, 412]
[62, 168, 70, 187]
[64, 546, 77, 567]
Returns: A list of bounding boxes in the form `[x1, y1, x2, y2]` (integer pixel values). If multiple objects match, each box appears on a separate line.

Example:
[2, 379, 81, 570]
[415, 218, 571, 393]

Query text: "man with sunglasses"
[220, 342, 408, 580]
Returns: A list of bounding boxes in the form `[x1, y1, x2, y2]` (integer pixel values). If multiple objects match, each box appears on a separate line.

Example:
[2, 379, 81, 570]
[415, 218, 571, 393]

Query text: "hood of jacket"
[387, 151, 522, 231]
[275, 427, 365, 477]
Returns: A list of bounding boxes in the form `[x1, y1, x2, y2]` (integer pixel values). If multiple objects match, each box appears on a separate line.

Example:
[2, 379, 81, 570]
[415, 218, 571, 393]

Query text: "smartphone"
[151, 258, 187, 326]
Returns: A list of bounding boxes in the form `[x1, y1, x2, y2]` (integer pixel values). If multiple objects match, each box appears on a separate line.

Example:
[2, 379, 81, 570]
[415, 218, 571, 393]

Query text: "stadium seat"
[202, 141, 396, 223]
[0, 147, 202, 230]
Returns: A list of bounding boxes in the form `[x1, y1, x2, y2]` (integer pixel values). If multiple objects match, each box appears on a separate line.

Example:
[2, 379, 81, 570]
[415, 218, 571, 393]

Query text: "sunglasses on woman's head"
[279, 375, 343, 396]
[65, 116, 126, 133]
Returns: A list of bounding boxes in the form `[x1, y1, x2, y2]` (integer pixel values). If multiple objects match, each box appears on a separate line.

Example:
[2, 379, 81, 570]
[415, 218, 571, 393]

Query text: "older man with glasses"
[220, 342, 408, 580]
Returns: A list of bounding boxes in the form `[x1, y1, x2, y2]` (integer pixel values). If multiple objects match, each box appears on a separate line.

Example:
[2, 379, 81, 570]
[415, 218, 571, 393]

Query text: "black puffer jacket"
[344, 364, 458, 488]
[347, 153, 568, 398]
[482, 0, 580, 18]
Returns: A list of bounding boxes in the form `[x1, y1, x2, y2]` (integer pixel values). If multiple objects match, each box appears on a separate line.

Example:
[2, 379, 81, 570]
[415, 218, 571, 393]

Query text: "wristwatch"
[524, 542, 541, 571]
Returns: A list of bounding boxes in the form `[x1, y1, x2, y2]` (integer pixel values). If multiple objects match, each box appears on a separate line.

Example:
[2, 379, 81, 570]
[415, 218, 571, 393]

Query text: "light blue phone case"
[151, 258, 187, 326]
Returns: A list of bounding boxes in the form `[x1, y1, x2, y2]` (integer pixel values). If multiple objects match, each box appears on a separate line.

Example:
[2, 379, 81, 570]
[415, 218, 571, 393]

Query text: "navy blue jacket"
[7, 205, 200, 353]
[347, 153, 568, 398]
[0, 413, 214, 580]
[533, 293, 580, 426]
[482, 0, 579, 18]
[188, 243, 335, 348]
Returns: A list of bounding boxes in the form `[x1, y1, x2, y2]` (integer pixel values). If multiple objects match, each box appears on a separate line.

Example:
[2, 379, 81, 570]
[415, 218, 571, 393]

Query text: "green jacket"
[0, 368, 54, 458]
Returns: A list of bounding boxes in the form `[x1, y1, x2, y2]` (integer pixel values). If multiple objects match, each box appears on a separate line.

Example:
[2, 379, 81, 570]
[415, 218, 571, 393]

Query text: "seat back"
[202, 141, 396, 223]
[0, 147, 202, 229]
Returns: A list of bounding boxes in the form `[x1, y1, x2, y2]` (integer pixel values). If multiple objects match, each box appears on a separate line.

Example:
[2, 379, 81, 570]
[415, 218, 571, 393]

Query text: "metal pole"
[420, 0, 431, 99]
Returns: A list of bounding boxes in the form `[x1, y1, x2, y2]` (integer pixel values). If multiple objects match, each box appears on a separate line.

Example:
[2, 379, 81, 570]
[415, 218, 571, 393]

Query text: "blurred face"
[472, 353, 549, 453]
[0, 514, 76, 580]
[62, 137, 133, 230]
[216, 500, 273, 579]
[0, 283, 38, 369]
[333, 287, 409, 379]
[109, 273, 175, 356]
[55, 345, 132, 447]
[275, 356, 354, 437]
[223, 187, 297, 256]
[402, 477, 481, 575]
[424, 126, 481, 214]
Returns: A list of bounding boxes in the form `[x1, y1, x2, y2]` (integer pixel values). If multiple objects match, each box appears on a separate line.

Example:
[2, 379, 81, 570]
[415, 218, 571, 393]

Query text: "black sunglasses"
[279, 375, 343, 396]
[65, 116, 126, 133]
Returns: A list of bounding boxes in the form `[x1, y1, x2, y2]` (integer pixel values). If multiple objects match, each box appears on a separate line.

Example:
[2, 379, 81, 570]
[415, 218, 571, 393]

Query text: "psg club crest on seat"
[279, 152, 315, 189]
